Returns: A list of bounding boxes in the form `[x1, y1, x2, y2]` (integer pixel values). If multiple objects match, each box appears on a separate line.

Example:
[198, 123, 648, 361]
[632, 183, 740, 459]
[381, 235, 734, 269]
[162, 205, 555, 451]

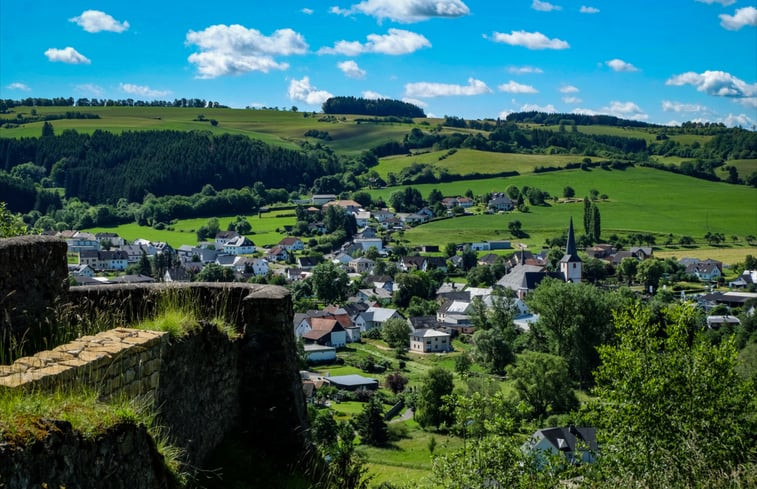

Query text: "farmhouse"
[410, 329, 451, 353]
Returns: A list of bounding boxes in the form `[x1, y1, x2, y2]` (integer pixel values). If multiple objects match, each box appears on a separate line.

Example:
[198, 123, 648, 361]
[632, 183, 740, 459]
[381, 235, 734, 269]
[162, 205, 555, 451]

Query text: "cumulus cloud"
[338, 60, 367, 79]
[723, 113, 754, 127]
[719, 6, 757, 30]
[69, 10, 129, 33]
[661, 100, 709, 113]
[532, 0, 561, 12]
[185, 24, 307, 78]
[736, 97, 757, 109]
[666, 70, 757, 98]
[362, 90, 388, 99]
[498, 81, 538, 94]
[405, 77, 492, 98]
[580, 6, 599, 13]
[696, 0, 735, 6]
[507, 66, 543, 75]
[571, 107, 600, 116]
[606, 58, 639, 72]
[301, 8, 314, 14]
[120, 83, 171, 98]
[560, 85, 579, 93]
[603, 101, 648, 120]
[76, 83, 104, 96]
[402, 97, 428, 107]
[288, 77, 333, 105]
[520, 103, 556, 113]
[562, 96, 582, 104]
[487, 30, 569, 50]
[7, 82, 30, 91]
[498, 110, 512, 119]
[44, 47, 90, 64]
[331, 0, 470, 23]
[319, 29, 430, 55]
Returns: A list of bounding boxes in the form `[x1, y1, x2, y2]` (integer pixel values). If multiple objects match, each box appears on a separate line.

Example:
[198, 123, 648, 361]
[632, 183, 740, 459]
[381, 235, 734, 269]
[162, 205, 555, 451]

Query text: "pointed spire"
[566, 217, 577, 257]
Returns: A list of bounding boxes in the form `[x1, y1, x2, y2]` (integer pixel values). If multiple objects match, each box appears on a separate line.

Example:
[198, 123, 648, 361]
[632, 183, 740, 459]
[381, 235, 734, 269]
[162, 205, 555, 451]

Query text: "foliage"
[393, 271, 434, 308]
[471, 328, 514, 375]
[311, 409, 338, 447]
[322, 96, 425, 118]
[385, 372, 408, 395]
[590, 303, 757, 484]
[415, 367, 454, 429]
[507, 351, 578, 419]
[195, 263, 235, 282]
[0, 201, 27, 237]
[355, 396, 388, 446]
[381, 318, 411, 354]
[311, 261, 351, 304]
[454, 353, 472, 377]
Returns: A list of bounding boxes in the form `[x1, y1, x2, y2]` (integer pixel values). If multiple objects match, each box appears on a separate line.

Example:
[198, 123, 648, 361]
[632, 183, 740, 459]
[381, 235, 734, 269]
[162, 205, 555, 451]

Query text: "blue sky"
[1, 0, 755, 126]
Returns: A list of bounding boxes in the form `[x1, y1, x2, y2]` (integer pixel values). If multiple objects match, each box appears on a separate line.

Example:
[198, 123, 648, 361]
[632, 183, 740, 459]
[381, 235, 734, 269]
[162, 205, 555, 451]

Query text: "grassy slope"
[375, 149, 583, 179]
[85, 212, 296, 248]
[367, 166, 757, 251]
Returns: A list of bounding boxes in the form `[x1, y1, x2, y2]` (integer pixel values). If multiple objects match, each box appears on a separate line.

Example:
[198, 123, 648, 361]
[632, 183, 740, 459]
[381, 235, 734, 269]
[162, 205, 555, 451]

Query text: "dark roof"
[478, 253, 500, 266]
[109, 274, 156, 284]
[298, 256, 321, 267]
[533, 426, 598, 454]
[437, 290, 471, 302]
[408, 316, 443, 330]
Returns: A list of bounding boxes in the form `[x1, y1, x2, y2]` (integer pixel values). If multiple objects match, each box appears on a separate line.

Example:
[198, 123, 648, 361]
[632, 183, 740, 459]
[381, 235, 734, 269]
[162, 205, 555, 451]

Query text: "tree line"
[0, 97, 227, 112]
[322, 96, 425, 118]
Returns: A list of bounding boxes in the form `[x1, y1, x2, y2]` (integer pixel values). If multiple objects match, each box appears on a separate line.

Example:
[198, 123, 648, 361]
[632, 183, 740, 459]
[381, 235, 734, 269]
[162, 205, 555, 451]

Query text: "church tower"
[560, 217, 582, 283]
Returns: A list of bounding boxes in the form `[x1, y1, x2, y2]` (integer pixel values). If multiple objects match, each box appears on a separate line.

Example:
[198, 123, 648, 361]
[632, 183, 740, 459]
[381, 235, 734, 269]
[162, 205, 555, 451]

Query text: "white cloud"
[332, 0, 470, 23]
[7, 82, 30, 91]
[520, 103, 556, 113]
[606, 58, 639, 72]
[666, 70, 757, 98]
[76, 83, 104, 96]
[44, 47, 91, 64]
[362, 90, 387, 99]
[498, 110, 512, 119]
[571, 107, 600, 116]
[719, 6, 757, 31]
[338, 60, 366, 79]
[580, 6, 599, 14]
[120, 83, 171, 98]
[288, 77, 333, 105]
[69, 10, 129, 33]
[402, 97, 428, 108]
[723, 113, 754, 127]
[736, 97, 757, 109]
[532, 0, 561, 12]
[498, 81, 538, 94]
[603, 101, 648, 120]
[405, 77, 492, 98]
[562, 96, 582, 104]
[185, 24, 307, 78]
[302, 8, 314, 14]
[319, 29, 430, 55]
[507, 66, 543, 75]
[488, 30, 569, 50]
[661, 100, 709, 113]
[696, 0, 736, 6]
[560, 85, 579, 93]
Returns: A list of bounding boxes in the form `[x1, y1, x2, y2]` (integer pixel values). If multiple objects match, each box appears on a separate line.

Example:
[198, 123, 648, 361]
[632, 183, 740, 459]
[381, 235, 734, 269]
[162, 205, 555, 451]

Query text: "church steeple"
[560, 217, 582, 282]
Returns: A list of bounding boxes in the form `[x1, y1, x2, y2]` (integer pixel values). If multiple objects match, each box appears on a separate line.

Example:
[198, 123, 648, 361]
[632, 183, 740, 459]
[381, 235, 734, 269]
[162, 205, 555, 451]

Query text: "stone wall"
[0, 420, 178, 489]
[0, 235, 68, 358]
[0, 328, 166, 400]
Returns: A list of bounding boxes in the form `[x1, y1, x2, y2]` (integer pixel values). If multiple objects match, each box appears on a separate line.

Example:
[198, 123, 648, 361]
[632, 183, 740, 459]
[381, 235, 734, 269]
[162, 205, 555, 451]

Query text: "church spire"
[566, 217, 577, 258]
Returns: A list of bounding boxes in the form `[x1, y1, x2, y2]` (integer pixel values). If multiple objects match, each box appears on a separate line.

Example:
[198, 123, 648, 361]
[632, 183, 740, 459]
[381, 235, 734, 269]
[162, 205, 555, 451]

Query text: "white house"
[354, 211, 372, 227]
[523, 427, 598, 466]
[224, 236, 256, 255]
[278, 237, 305, 252]
[304, 344, 337, 363]
[354, 307, 402, 331]
[410, 329, 451, 353]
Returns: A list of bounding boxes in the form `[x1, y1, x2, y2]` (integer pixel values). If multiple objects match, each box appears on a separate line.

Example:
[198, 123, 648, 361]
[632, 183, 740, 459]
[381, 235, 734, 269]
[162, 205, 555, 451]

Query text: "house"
[325, 374, 378, 391]
[354, 211, 372, 227]
[355, 307, 403, 331]
[323, 199, 362, 214]
[410, 329, 451, 353]
[298, 255, 322, 269]
[164, 267, 192, 282]
[488, 194, 514, 211]
[372, 209, 395, 223]
[706, 315, 741, 328]
[470, 242, 490, 251]
[685, 261, 722, 281]
[349, 256, 375, 274]
[95, 232, 125, 248]
[408, 316, 444, 332]
[302, 318, 347, 348]
[60, 231, 99, 253]
[357, 288, 393, 302]
[523, 426, 598, 466]
[418, 207, 435, 219]
[109, 274, 156, 284]
[176, 246, 217, 264]
[442, 196, 474, 209]
[729, 270, 757, 288]
[98, 250, 129, 271]
[478, 253, 500, 266]
[284, 267, 308, 282]
[312, 194, 337, 205]
[401, 256, 426, 272]
[586, 244, 615, 259]
[354, 237, 383, 252]
[304, 344, 337, 363]
[402, 213, 427, 225]
[153, 242, 174, 256]
[365, 275, 394, 293]
[629, 247, 653, 260]
[68, 264, 95, 278]
[215, 230, 240, 248]
[266, 245, 289, 262]
[245, 258, 269, 276]
[497, 264, 564, 298]
[423, 256, 448, 273]
[489, 240, 511, 250]
[278, 237, 304, 252]
[223, 236, 255, 255]
[122, 244, 158, 263]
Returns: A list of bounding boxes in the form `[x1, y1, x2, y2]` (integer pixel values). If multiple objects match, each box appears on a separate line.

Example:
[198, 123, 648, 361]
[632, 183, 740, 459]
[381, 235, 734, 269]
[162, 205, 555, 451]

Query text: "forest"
[322, 96, 426, 118]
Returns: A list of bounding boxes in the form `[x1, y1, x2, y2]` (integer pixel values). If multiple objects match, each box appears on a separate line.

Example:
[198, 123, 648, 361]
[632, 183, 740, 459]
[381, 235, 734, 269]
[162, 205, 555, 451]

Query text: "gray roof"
[325, 374, 378, 387]
[531, 426, 598, 454]
[497, 264, 562, 291]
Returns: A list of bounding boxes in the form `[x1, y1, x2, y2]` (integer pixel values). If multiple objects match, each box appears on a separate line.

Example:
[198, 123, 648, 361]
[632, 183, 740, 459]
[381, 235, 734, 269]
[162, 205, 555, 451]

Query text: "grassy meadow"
[84, 211, 296, 248]
[368, 166, 757, 254]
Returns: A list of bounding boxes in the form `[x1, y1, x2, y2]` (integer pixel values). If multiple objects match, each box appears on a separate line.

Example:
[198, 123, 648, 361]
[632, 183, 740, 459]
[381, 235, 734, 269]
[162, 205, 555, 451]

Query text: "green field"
[367, 166, 757, 250]
[376, 149, 583, 179]
[84, 211, 296, 248]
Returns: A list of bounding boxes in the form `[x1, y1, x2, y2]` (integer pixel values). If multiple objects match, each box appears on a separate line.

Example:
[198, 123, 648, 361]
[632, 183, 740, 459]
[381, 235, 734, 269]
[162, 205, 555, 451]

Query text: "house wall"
[330, 330, 347, 348]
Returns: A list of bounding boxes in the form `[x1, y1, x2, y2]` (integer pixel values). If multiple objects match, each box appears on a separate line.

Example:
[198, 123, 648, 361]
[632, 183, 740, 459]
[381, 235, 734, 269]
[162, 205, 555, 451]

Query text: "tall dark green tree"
[583, 197, 591, 236]
[41, 121, 54, 138]
[356, 396, 388, 446]
[311, 261, 351, 304]
[416, 367, 454, 428]
[591, 203, 601, 241]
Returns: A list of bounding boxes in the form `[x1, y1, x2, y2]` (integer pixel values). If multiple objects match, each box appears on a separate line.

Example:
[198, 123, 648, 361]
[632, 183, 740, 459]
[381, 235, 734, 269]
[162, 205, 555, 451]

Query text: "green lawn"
[84, 211, 296, 248]
[368, 166, 757, 249]
[375, 149, 583, 179]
